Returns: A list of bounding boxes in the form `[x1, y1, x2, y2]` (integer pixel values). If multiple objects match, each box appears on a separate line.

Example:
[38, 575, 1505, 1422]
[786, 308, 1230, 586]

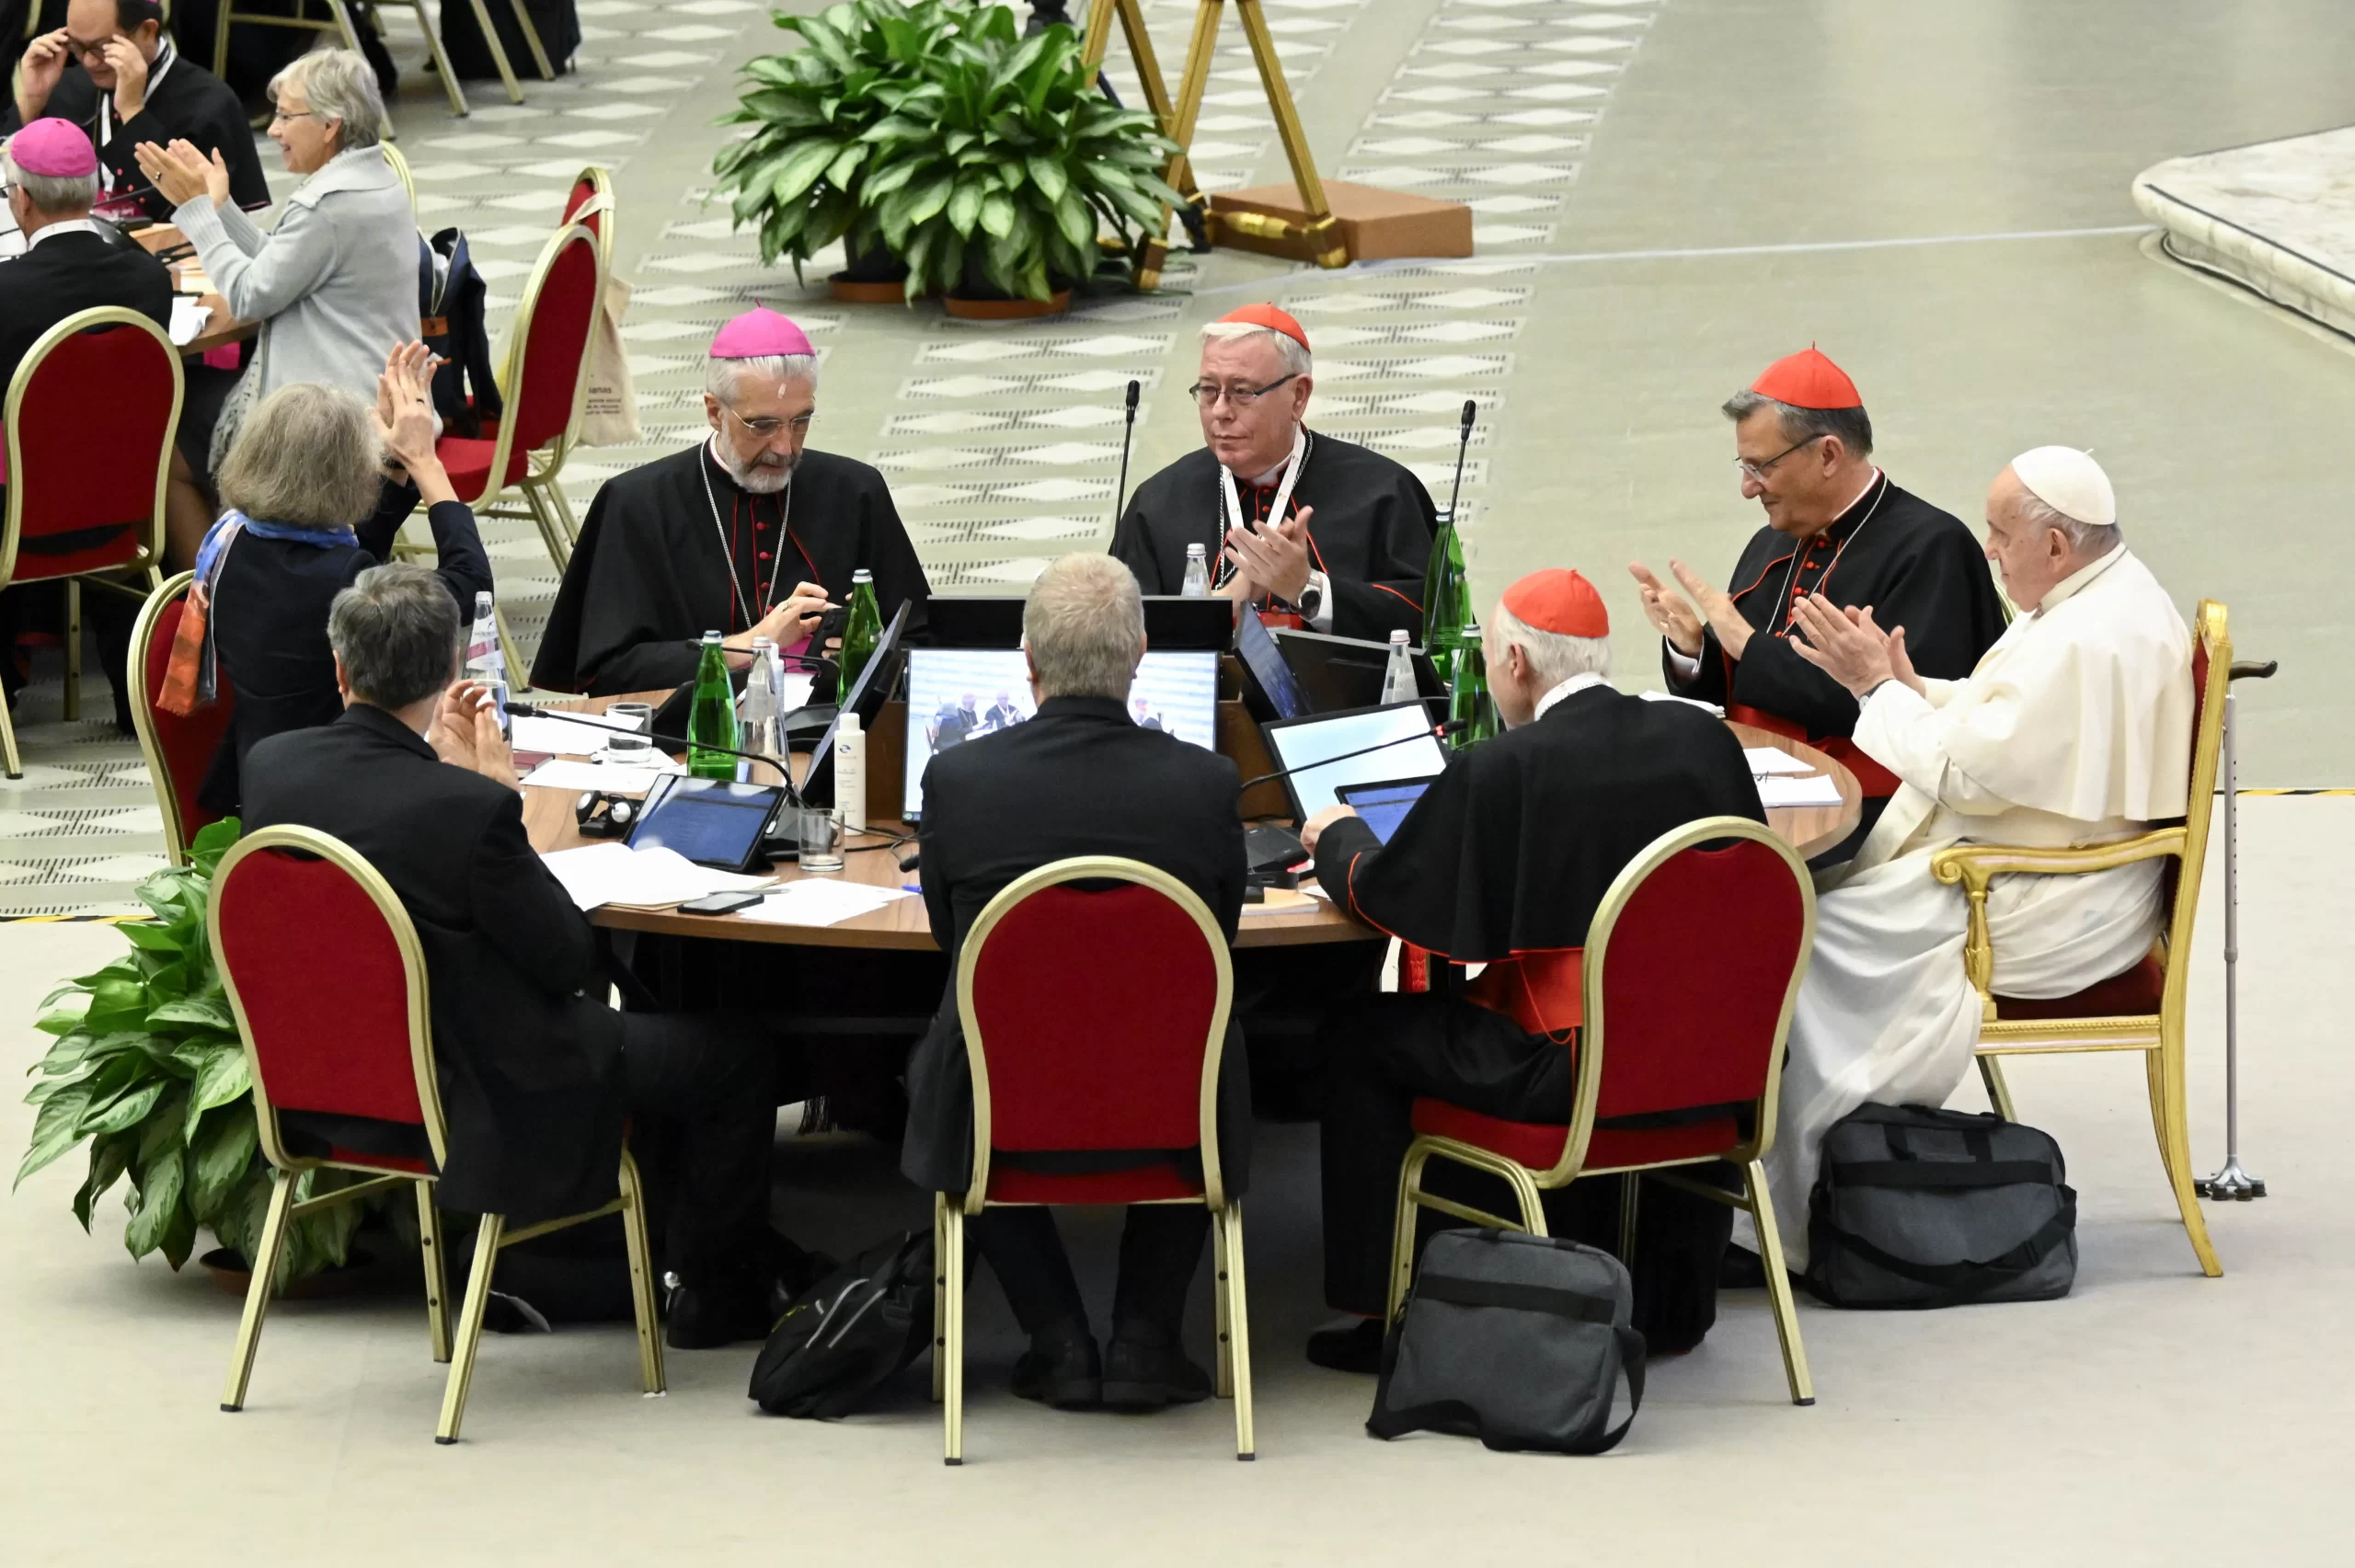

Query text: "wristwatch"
[1294, 577, 1324, 622]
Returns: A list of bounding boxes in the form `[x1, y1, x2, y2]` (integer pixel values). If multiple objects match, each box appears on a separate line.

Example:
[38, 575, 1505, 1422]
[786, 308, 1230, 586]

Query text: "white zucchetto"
[2010, 446, 2117, 528]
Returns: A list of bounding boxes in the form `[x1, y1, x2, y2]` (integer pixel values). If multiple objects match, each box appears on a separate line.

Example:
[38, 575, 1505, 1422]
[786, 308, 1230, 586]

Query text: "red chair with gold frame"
[431, 223, 603, 572]
[563, 165, 615, 274]
[935, 855, 1254, 1464]
[1384, 816, 1818, 1406]
[209, 825, 664, 1444]
[1932, 599, 2231, 1278]
[126, 573, 236, 867]
[2, 305, 177, 777]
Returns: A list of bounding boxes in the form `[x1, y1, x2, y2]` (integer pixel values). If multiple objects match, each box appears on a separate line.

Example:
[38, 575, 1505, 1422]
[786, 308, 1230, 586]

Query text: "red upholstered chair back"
[128, 575, 236, 865]
[498, 226, 601, 488]
[563, 177, 599, 224]
[210, 829, 442, 1172]
[1583, 818, 1812, 1132]
[3, 308, 178, 584]
[959, 859, 1232, 1200]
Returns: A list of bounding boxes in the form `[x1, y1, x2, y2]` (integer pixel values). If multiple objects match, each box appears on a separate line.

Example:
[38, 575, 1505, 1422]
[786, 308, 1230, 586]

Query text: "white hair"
[271, 49, 386, 149]
[1491, 603, 1611, 690]
[706, 353, 820, 403]
[1, 149, 95, 215]
[1199, 319, 1312, 379]
[2013, 485, 2121, 555]
[1023, 555, 1144, 702]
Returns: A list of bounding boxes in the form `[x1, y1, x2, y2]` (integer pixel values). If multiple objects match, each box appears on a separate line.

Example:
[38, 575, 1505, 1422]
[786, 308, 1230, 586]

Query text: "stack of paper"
[521, 757, 680, 796]
[512, 709, 638, 755]
[1744, 747, 1818, 777]
[540, 842, 773, 910]
[739, 880, 917, 927]
[168, 297, 213, 347]
[1755, 774, 1845, 808]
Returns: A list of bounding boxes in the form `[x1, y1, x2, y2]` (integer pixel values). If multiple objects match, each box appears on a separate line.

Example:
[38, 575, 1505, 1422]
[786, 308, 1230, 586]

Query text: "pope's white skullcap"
[2010, 446, 2115, 528]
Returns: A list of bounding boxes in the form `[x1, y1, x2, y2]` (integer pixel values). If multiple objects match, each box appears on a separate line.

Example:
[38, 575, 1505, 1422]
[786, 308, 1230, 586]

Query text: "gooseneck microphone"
[1112, 378, 1142, 526]
[506, 702, 806, 807]
[1236, 718, 1467, 796]
[1442, 399, 1476, 529]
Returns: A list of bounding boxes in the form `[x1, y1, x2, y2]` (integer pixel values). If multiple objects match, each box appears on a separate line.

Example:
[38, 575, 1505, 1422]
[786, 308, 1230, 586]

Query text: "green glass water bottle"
[839, 568, 882, 693]
[1446, 625, 1499, 750]
[687, 630, 741, 780]
[1422, 512, 1469, 655]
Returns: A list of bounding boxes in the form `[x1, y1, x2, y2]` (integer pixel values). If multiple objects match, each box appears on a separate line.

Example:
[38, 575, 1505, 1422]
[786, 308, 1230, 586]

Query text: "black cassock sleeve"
[848, 468, 932, 642]
[1320, 482, 1434, 645]
[528, 479, 705, 696]
[1310, 754, 1490, 958]
[1109, 493, 1178, 595]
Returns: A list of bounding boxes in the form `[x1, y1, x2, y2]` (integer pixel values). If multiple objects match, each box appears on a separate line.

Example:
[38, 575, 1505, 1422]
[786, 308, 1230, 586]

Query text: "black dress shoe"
[664, 1283, 774, 1349]
[1103, 1323, 1212, 1410]
[1304, 1317, 1385, 1374]
[1011, 1322, 1101, 1409]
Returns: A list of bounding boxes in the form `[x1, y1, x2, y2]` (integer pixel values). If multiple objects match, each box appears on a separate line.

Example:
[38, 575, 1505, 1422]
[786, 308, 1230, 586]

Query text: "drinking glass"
[603, 701, 655, 761]
[798, 808, 845, 874]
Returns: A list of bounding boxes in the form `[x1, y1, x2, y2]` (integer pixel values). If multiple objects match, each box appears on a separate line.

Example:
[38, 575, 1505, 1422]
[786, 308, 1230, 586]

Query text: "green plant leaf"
[767, 138, 844, 207]
[123, 1148, 184, 1261]
[824, 141, 867, 189]
[77, 1080, 165, 1139]
[979, 189, 1017, 241]
[188, 1108, 258, 1219]
[73, 1133, 132, 1231]
[902, 170, 956, 229]
[186, 1046, 251, 1138]
[113, 921, 181, 953]
[946, 178, 984, 238]
[189, 817, 241, 875]
[149, 995, 236, 1035]
[1025, 154, 1067, 205]
[83, 977, 149, 1034]
[33, 997, 90, 1036]
[16, 1082, 93, 1189]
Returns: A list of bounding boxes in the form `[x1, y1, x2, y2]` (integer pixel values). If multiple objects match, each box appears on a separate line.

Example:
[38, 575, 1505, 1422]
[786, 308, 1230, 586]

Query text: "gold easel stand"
[1085, 0, 1472, 291]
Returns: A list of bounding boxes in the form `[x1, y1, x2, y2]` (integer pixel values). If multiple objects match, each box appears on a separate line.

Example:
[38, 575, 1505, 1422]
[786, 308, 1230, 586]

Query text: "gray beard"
[717, 442, 794, 495]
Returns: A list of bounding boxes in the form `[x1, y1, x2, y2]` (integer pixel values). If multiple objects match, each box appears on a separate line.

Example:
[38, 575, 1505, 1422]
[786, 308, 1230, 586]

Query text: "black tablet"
[626, 775, 787, 872]
[1335, 777, 1434, 844]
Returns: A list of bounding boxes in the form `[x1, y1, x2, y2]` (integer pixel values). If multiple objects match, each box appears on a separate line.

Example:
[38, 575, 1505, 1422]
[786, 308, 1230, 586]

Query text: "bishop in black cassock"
[6, 7, 268, 223]
[1305, 570, 1766, 1368]
[1635, 348, 2005, 854]
[1111, 304, 1434, 643]
[530, 309, 931, 695]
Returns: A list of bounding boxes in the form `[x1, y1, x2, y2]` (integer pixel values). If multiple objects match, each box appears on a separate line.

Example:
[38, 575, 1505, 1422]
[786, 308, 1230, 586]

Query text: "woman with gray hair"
[190, 345, 491, 815]
[133, 48, 416, 567]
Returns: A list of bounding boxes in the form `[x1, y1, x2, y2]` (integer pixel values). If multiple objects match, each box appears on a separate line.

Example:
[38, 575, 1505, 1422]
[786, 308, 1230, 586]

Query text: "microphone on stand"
[1112, 378, 1142, 525]
[1442, 398, 1476, 528]
[1236, 718, 1468, 796]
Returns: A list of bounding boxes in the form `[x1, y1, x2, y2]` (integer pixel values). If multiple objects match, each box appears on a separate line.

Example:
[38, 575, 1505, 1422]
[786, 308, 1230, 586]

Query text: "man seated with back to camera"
[240, 563, 828, 1349]
[1298, 568, 1767, 1371]
[903, 553, 1249, 1412]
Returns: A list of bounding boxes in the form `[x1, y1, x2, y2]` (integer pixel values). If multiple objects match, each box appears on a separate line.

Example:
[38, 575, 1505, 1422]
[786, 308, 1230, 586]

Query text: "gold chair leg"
[416, 1181, 451, 1363]
[220, 1168, 297, 1411]
[546, 479, 582, 546]
[1978, 1053, 2017, 1121]
[1220, 1203, 1255, 1461]
[2153, 1033, 2223, 1277]
[466, 0, 528, 103]
[2144, 1049, 2177, 1184]
[618, 1150, 667, 1392]
[1384, 1146, 1428, 1323]
[408, 0, 475, 116]
[523, 484, 570, 573]
[930, 1194, 947, 1403]
[942, 1205, 966, 1466]
[1211, 1201, 1233, 1400]
[213, 0, 235, 76]
[1745, 1160, 1815, 1406]
[63, 578, 81, 722]
[0, 675, 21, 778]
[435, 1213, 505, 1444]
[505, 0, 558, 79]
[1511, 1161, 1548, 1238]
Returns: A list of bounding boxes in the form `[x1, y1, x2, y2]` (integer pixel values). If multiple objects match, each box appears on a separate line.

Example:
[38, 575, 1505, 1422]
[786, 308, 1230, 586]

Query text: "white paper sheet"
[512, 709, 638, 755]
[1744, 747, 1818, 776]
[737, 879, 917, 927]
[538, 841, 773, 910]
[1755, 773, 1845, 808]
[520, 758, 679, 796]
[169, 297, 212, 347]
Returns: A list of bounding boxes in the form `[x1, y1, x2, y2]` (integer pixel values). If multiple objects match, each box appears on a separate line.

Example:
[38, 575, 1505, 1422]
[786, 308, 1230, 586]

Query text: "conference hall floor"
[4, 2, 2350, 1562]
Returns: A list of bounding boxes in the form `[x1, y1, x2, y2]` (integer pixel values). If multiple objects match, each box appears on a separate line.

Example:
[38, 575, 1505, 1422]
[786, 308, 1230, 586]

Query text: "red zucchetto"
[1216, 303, 1310, 352]
[1500, 568, 1609, 638]
[1749, 346, 1861, 411]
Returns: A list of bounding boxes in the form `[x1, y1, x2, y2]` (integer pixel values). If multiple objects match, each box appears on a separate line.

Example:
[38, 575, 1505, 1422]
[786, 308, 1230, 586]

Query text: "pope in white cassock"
[1747, 447, 2192, 1268]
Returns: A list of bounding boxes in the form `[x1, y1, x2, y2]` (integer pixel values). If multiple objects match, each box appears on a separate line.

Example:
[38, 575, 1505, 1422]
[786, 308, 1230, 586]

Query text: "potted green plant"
[15, 818, 373, 1288]
[715, 0, 1183, 315]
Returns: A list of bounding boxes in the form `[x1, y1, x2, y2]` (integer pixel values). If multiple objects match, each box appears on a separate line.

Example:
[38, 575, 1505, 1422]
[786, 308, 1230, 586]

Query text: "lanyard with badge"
[1212, 427, 1310, 594]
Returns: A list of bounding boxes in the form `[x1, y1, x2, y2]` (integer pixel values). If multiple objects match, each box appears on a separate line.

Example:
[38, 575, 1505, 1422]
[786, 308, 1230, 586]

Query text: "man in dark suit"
[242, 562, 821, 1348]
[6, 0, 269, 222]
[904, 553, 1248, 1412]
[0, 116, 172, 723]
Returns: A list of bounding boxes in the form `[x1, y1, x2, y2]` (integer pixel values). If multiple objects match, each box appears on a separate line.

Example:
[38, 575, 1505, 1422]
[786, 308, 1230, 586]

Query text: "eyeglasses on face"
[1734, 431, 1826, 483]
[724, 405, 815, 439]
[1187, 373, 1297, 409]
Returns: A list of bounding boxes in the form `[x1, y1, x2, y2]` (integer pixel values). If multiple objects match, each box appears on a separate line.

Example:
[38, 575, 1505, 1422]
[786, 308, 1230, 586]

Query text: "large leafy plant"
[715, 0, 1183, 301]
[17, 819, 365, 1283]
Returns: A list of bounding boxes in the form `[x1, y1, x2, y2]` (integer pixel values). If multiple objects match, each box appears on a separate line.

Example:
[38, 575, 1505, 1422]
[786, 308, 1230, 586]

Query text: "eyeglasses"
[269, 105, 326, 126]
[1187, 373, 1297, 409]
[724, 404, 815, 439]
[64, 36, 118, 62]
[1734, 432, 1825, 483]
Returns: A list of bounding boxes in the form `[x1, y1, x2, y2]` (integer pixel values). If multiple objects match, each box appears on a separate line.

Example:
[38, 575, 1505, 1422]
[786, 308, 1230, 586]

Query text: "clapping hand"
[133, 139, 229, 210]
[1786, 594, 1921, 700]
[431, 680, 520, 790]
[1223, 506, 1315, 606]
[373, 341, 454, 502]
[1627, 561, 1707, 658]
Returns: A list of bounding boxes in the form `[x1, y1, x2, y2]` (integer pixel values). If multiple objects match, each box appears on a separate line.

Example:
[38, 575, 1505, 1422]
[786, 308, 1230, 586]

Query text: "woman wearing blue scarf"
[194, 343, 491, 813]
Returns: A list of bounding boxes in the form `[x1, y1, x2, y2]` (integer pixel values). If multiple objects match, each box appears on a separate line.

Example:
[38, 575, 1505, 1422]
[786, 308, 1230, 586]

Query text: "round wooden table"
[520, 710, 1861, 951]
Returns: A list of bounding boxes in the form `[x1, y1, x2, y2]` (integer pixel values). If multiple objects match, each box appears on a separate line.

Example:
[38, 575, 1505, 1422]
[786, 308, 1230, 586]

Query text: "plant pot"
[943, 290, 1072, 321]
[201, 1245, 377, 1300]
[829, 275, 913, 303]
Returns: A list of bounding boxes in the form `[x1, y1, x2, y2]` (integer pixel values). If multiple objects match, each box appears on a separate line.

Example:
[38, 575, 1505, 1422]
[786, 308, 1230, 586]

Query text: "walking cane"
[2197, 658, 2277, 1201]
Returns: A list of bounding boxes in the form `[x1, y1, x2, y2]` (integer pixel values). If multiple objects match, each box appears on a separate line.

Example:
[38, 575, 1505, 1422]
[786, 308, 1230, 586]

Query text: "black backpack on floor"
[749, 1230, 935, 1419]
[1806, 1103, 2077, 1309]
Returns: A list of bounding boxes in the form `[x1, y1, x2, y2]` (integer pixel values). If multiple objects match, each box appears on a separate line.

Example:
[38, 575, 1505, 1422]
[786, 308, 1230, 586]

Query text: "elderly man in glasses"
[1629, 349, 2005, 858]
[533, 308, 932, 694]
[1113, 304, 1437, 643]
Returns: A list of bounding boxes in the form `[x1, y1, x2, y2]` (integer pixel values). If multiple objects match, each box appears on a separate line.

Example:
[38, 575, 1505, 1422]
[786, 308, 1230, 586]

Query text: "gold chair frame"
[213, 0, 552, 120]
[125, 571, 206, 866]
[1, 306, 177, 776]
[568, 164, 615, 275]
[1384, 816, 1819, 1406]
[381, 139, 419, 215]
[209, 826, 665, 1443]
[1931, 598, 2231, 1278]
[934, 855, 1253, 1464]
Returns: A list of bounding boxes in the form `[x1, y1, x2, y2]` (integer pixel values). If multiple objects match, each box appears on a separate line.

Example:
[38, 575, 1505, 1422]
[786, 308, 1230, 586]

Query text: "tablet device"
[901, 647, 1221, 818]
[803, 601, 913, 809]
[1259, 702, 1448, 822]
[627, 775, 786, 872]
[1335, 778, 1434, 844]
[1235, 609, 1312, 721]
[1271, 627, 1445, 713]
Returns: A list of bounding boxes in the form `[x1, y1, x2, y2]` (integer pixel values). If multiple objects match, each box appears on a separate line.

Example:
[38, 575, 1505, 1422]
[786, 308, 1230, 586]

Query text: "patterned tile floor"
[0, 0, 1660, 912]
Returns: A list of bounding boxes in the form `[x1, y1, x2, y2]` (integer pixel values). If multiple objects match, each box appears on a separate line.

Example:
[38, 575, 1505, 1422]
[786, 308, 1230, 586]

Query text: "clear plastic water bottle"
[1181, 542, 1211, 597]
[741, 635, 781, 784]
[464, 590, 507, 735]
[1379, 627, 1418, 706]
